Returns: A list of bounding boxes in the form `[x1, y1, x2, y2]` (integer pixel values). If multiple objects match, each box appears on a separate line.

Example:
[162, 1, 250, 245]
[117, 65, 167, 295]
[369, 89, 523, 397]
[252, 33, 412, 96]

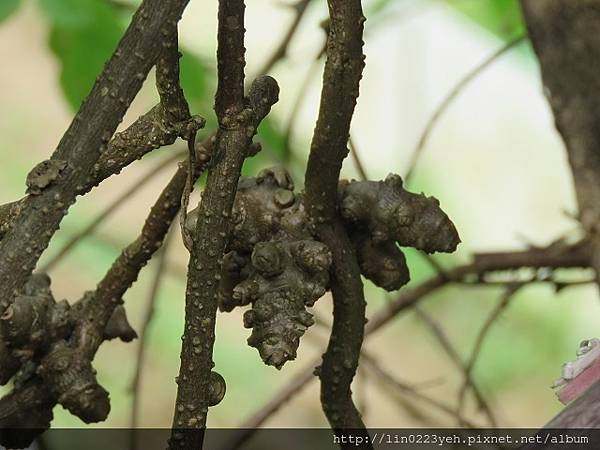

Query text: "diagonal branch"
[255, 0, 313, 77]
[0, 0, 193, 312]
[455, 284, 521, 425]
[413, 306, 497, 427]
[404, 35, 525, 184]
[129, 221, 175, 449]
[41, 151, 183, 272]
[229, 240, 592, 441]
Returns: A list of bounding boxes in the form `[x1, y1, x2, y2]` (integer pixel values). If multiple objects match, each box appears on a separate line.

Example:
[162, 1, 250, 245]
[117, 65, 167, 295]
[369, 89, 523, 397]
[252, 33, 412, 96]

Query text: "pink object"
[555, 356, 600, 404]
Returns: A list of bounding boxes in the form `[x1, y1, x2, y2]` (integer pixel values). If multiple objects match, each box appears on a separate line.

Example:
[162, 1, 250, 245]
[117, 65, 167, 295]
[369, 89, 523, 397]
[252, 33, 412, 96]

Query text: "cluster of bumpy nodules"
[0, 275, 137, 434]
[187, 168, 460, 370]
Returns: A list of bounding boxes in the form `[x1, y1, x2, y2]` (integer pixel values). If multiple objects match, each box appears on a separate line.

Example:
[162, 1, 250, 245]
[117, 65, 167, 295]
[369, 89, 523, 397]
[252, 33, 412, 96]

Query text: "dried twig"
[255, 0, 313, 77]
[414, 306, 497, 427]
[129, 223, 175, 448]
[456, 284, 522, 424]
[361, 353, 479, 428]
[404, 35, 525, 183]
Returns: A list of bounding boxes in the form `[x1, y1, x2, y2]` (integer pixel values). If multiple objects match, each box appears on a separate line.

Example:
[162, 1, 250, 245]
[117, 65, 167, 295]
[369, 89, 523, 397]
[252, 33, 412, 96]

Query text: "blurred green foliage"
[448, 0, 525, 40]
[47, 7, 123, 109]
[0, 0, 20, 24]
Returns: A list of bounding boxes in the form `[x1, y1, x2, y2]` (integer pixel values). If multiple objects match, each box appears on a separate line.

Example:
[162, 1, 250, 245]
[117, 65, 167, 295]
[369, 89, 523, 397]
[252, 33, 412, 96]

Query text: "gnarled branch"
[303, 0, 368, 440]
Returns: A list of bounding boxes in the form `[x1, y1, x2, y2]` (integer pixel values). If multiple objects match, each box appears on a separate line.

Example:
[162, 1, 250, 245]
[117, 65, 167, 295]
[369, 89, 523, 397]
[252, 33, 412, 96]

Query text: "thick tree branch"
[303, 0, 368, 440]
[0, 141, 214, 447]
[0, 0, 192, 312]
[521, 0, 600, 287]
[41, 151, 182, 272]
[168, 1, 279, 448]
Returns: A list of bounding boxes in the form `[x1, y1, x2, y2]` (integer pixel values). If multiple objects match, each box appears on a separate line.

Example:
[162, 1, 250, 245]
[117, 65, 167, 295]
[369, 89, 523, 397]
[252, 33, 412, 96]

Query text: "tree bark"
[303, 0, 370, 446]
[0, 0, 191, 311]
[521, 0, 600, 284]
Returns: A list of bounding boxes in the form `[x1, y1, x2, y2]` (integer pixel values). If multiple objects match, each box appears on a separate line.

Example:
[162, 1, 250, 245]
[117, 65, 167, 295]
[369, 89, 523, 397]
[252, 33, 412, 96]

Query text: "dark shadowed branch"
[302, 0, 369, 439]
[0, 0, 195, 309]
[168, 0, 280, 447]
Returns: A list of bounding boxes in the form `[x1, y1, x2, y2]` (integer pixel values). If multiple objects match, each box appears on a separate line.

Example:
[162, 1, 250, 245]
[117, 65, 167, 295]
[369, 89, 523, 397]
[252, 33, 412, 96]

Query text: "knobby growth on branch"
[3, 0, 600, 448]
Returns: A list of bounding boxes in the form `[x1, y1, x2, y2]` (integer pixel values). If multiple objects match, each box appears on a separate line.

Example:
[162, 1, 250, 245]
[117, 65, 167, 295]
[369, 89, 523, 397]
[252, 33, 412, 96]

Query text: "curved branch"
[303, 0, 368, 440]
[231, 240, 592, 440]
[404, 35, 525, 183]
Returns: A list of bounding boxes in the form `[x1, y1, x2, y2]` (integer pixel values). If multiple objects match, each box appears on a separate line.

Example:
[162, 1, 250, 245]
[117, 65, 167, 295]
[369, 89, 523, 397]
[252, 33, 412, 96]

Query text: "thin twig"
[361, 353, 479, 428]
[404, 35, 526, 183]
[281, 53, 323, 162]
[456, 283, 522, 424]
[129, 222, 175, 448]
[413, 306, 497, 427]
[254, 0, 313, 77]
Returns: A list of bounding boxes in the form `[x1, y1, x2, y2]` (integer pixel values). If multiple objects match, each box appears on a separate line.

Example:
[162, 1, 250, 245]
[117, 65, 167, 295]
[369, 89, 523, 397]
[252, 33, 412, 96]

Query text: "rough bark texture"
[521, 0, 600, 430]
[302, 0, 369, 443]
[0, 149, 212, 448]
[521, 0, 600, 282]
[168, 1, 280, 448]
[0, 0, 191, 313]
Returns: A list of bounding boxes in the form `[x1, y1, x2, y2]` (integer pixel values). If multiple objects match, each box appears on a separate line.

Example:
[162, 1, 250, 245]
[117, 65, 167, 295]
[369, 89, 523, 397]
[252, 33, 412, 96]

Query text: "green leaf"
[256, 117, 286, 161]
[47, 1, 123, 109]
[448, 0, 524, 41]
[0, 0, 20, 24]
[179, 50, 213, 109]
[38, 0, 105, 27]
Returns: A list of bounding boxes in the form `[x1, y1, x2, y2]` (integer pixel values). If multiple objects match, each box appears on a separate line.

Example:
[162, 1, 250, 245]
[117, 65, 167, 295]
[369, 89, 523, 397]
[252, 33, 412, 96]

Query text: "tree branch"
[41, 151, 182, 272]
[0, 141, 214, 447]
[254, 0, 313, 77]
[130, 222, 175, 449]
[0, 0, 193, 312]
[168, 1, 279, 447]
[229, 240, 592, 441]
[521, 0, 600, 287]
[404, 35, 525, 184]
[303, 0, 368, 440]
